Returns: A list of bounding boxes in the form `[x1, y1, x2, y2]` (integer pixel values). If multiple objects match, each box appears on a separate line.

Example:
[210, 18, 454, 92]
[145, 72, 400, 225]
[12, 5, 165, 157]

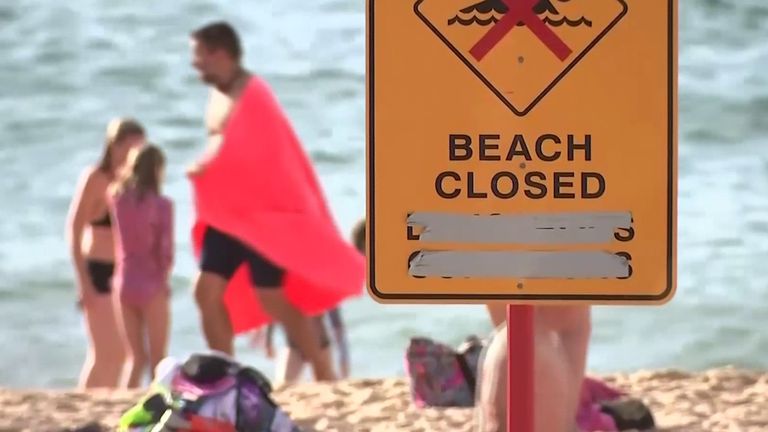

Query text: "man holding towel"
[185, 21, 362, 382]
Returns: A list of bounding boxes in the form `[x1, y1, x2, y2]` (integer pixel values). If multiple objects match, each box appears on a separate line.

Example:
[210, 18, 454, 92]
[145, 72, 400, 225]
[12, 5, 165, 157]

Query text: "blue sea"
[0, 0, 766, 388]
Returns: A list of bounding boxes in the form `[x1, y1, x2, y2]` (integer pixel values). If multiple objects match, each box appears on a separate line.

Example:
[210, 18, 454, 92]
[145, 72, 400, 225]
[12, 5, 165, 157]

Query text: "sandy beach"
[0, 366, 764, 432]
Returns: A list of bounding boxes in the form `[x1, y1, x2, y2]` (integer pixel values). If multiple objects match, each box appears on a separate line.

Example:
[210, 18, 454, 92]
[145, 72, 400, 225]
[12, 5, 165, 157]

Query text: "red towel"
[190, 75, 365, 334]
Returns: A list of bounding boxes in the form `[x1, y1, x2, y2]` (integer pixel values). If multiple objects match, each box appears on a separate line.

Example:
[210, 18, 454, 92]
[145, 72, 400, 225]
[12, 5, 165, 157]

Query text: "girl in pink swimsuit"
[108, 144, 174, 388]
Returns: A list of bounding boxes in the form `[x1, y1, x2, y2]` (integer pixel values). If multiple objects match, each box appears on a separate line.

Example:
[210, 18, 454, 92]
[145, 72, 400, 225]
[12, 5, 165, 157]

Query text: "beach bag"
[119, 352, 302, 432]
[581, 377, 655, 431]
[599, 398, 656, 431]
[405, 335, 485, 408]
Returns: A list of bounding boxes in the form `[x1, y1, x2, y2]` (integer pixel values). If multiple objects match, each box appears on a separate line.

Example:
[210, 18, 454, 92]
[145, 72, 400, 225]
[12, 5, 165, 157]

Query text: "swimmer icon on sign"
[415, 0, 628, 116]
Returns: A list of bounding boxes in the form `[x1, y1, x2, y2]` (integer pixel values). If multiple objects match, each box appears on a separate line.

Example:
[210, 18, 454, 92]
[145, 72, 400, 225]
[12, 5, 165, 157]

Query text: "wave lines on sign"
[448, 13, 502, 26]
[543, 16, 592, 27]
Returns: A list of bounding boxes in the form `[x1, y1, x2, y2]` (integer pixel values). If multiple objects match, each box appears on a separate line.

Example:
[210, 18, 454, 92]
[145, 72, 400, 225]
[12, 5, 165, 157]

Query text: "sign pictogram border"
[414, 0, 629, 117]
[367, 0, 677, 303]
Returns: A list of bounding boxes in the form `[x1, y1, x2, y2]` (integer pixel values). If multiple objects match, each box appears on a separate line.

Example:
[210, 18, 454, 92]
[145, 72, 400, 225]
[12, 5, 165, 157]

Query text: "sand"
[0, 367, 765, 432]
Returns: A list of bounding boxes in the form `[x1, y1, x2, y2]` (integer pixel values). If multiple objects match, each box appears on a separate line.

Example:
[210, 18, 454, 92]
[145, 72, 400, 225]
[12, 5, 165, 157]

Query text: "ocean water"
[0, 0, 767, 388]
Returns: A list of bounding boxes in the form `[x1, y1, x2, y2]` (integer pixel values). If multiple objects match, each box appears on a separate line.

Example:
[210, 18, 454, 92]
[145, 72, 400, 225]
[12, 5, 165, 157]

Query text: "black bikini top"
[91, 211, 111, 227]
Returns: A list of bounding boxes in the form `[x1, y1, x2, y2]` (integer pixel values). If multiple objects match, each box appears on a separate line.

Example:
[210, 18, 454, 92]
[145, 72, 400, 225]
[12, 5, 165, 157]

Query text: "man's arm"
[188, 90, 228, 177]
[186, 134, 223, 177]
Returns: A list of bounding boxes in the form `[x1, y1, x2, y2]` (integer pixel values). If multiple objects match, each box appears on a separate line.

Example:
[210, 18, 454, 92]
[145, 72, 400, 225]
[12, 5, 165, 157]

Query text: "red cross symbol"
[470, 0, 573, 62]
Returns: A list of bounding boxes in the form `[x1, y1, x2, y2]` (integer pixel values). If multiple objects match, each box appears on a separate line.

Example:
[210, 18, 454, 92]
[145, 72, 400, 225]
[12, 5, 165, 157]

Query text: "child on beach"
[259, 219, 364, 386]
[108, 144, 174, 388]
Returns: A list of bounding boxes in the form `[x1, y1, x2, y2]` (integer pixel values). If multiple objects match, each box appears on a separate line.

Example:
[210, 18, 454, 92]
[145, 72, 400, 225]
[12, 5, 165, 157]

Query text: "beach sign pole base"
[508, 304, 534, 432]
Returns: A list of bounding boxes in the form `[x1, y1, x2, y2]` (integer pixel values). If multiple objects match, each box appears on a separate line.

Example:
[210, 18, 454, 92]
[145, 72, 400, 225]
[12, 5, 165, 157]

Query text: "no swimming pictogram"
[470, 0, 572, 62]
[415, 0, 629, 116]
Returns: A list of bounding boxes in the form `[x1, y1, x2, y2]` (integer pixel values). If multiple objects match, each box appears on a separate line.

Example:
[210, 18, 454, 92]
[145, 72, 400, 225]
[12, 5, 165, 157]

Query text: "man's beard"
[199, 72, 217, 85]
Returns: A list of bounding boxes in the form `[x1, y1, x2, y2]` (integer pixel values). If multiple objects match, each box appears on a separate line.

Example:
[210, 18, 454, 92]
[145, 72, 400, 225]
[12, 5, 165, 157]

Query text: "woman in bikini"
[66, 118, 146, 389]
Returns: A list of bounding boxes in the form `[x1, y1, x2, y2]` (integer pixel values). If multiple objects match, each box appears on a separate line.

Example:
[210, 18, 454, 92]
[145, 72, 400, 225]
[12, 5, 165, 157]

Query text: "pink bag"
[577, 377, 624, 431]
[405, 336, 485, 408]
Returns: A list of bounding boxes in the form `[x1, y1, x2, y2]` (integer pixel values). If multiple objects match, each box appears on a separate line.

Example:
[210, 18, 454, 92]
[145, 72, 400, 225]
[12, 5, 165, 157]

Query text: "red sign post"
[507, 304, 535, 432]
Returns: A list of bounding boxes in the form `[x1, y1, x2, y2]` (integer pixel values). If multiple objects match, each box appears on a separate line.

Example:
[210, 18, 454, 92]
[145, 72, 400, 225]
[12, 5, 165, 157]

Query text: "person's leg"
[245, 249, 336, 382]
[539, 306, 591, 382]
[309, 316, 335, 381]
[194, 271, 233, 355]
[278, 317, 333, 385]
[274, 345, 305, 387]
[476, 325, 506, 432]
[538, 305, 592, 424]
[78, 262, 124, 389]
[476, 322, 574, 432]
[145, 291, 171, 380]
[194, 227, 243, 356]
[78, 340, 96, 389]
[486, 303, 507, 328]
[534, 321, 575, 432]
[115, 300, 148, 389]
[79, 295, 125, 389]
[257, 291, 336, 381]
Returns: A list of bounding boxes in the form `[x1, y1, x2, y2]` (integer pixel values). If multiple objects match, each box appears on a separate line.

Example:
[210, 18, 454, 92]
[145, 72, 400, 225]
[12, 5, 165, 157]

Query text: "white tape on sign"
[407, 211, 632, 244]
[408, 250, 630, 279]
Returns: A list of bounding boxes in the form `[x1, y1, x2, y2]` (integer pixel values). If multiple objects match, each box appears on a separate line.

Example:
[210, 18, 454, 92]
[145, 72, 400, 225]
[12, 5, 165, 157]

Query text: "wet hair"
[97, 118, 145, 174]
[352, 219, 365, 254]
[191, 21, 242, 60]
[112, 144, 166, 201]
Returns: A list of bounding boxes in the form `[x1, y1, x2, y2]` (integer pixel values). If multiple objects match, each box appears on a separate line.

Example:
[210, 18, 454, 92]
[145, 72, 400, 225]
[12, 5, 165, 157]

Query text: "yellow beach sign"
[367, 0, 678, 304]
